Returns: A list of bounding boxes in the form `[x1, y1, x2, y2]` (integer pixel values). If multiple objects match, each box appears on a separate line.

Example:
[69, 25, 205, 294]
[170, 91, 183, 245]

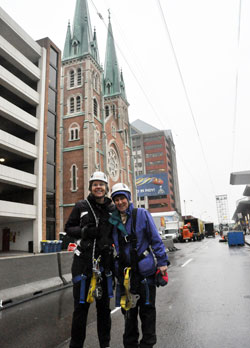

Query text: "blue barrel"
[57, 240, 62, 252]
[41, 240, 49, 253]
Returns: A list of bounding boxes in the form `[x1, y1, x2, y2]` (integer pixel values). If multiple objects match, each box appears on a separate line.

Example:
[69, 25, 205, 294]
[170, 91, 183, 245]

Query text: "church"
[60, 0, 134, 228]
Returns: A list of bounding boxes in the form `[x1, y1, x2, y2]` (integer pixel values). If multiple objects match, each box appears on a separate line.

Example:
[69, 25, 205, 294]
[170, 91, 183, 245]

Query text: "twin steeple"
[63, 0, 127, 100]
[63, 0, 99, 63]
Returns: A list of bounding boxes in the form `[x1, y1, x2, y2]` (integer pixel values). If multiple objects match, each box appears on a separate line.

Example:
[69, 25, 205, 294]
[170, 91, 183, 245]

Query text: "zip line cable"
[89, 0, 176, 134]
[231, 0, 242, 173]
[89, 0, 216, 207]
[157, 0, 216, 196]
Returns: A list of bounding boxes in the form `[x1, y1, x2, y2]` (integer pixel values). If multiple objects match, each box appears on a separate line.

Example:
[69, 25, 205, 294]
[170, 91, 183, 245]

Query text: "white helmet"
[89, 171, 108, 184]
[111, 183, 131, 199]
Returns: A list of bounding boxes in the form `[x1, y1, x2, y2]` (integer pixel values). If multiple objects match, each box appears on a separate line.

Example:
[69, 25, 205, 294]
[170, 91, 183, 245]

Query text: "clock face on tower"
[107, 147, 120, 181]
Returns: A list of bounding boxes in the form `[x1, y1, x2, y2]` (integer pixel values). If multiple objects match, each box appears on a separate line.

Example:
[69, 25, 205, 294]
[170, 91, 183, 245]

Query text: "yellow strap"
[86, 273, 97, 303]
[120, 267, 132, 311]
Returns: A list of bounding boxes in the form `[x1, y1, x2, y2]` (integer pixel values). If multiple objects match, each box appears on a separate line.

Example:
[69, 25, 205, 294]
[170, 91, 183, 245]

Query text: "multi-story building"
[61, 0, 134, 228]
[0, 7, 61, 253]
[131, 119, 181, 215]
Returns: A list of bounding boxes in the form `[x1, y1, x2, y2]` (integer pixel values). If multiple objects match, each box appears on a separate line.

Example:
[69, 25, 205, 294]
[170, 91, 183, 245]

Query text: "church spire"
[62, 0, 100, 63]
[104, 13, 126, 99]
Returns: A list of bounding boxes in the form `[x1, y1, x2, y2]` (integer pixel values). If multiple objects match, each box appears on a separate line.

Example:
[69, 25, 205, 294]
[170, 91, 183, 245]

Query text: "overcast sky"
[2, 0, 250, 223]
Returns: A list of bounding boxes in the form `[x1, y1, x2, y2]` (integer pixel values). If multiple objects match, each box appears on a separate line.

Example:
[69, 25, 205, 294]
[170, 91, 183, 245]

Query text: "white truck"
[151, 211, 182, 242]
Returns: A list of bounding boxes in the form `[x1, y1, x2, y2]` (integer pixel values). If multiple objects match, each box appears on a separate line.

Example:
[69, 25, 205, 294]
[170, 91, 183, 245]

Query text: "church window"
[71, 164, 78, 191]
[112, 104, 116, 117]
[77, 68, 82, 85]
[69, 123, 80, 141]
[105, 105, 110, 118]
[106, 83, 111, 94]
[93, 98, 98, 117]
[70, 97, 75, 113]
[76, 96, 81, 112]
[70, 70, 75, 88]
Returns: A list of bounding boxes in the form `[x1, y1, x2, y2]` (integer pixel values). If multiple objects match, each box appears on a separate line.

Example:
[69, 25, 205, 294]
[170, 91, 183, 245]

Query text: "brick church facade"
[60, 0, 134, 229]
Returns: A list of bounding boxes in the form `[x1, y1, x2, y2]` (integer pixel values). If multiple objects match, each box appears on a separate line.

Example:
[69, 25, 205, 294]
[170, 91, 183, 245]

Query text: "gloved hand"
[155, 269, 168, 287]
[81, 223, 99, 240]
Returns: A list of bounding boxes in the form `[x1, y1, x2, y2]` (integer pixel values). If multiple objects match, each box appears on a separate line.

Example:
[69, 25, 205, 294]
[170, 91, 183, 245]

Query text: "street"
[1, 237, 250, 348]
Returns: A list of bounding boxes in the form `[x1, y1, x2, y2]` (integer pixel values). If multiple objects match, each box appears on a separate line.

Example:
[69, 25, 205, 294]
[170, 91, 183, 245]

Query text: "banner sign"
[136, 173, 168, 197]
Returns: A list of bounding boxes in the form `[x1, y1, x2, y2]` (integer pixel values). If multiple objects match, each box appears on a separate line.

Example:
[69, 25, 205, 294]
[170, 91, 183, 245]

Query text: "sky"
[2, 0, 250, 224]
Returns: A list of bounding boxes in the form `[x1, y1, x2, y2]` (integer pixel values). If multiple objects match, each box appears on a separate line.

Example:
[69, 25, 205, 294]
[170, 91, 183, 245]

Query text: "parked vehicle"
[179, 223, 194, 242]
[204, 222, 215, 238]
[183, 217, 205, 241]
[151, 211, 182, 238]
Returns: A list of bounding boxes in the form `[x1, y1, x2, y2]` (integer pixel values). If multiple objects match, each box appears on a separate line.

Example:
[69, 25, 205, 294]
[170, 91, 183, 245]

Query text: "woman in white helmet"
[65, 171, 114, 348]
[109, 182, 169, 348]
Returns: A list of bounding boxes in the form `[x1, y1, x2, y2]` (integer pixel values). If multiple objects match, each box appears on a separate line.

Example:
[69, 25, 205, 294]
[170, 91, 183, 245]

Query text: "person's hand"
[158, 265, 168, 275]
[81, 223, 99, 239]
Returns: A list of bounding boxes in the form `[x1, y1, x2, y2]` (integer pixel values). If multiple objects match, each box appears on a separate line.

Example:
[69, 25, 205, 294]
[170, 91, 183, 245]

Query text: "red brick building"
[131, 120, 181, 216]
[61, 0, 134, 229]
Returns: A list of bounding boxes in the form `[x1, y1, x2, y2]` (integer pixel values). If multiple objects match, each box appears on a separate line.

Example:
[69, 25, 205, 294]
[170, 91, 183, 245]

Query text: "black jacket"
[65, 194, 115, 276]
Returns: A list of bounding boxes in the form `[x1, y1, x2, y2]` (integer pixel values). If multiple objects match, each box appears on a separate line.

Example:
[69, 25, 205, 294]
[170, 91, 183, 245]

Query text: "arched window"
[112, 104, 116, 116]
[72, 41, 78, 55]
[106, 83, 111, 94]
[71, 164, 78, 191]
[69, 122, 80, 141]
[77, 68, 82, 85]
[124, 129, 128, 144]
[105, 105, 110, 118]
[70, 70, 74, 88]
[93, 98, 98, 117]
[76, 96, 81, 112]
[70, 97, 75, 113]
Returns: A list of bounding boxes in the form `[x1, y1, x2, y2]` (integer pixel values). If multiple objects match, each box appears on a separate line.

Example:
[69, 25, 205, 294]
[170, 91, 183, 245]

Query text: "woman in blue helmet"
[109, 183, 169, 348]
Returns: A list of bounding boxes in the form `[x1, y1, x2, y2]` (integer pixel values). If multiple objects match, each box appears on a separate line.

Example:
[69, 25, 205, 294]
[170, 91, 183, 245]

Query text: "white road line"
[181, 258, 193, 267]
[111, 306, 120, 314]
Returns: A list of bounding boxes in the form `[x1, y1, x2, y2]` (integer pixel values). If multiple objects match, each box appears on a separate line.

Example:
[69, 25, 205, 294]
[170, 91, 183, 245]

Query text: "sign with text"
[136, 173, 168, 197]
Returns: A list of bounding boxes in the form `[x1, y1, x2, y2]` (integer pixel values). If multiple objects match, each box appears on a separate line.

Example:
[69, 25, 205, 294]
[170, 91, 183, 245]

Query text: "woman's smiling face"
[113, 194, 129, 213]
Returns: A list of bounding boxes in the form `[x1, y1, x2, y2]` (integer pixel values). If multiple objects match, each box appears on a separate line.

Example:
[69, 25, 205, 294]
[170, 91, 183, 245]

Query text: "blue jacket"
[109, 203, 168, 278]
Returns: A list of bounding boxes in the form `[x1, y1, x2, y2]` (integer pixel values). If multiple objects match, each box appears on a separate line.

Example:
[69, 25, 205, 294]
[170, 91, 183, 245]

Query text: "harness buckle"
[124, 235, 129, 243]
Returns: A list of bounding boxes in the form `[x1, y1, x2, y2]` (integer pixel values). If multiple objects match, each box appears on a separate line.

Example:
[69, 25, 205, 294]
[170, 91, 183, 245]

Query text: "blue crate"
[228, 232, 244, 246]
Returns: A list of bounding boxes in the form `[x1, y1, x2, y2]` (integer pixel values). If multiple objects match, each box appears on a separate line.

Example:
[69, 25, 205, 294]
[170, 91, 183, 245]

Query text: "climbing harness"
[120, 267, 140, 311]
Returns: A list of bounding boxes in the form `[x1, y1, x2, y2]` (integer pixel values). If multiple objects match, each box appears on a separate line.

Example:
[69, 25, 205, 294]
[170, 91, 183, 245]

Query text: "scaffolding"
[216, 194, 230, 225]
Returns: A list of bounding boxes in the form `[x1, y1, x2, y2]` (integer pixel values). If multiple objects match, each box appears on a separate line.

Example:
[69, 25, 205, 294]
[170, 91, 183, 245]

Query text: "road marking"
[181, 258, 193, 267]
[111, 306, 120, 314]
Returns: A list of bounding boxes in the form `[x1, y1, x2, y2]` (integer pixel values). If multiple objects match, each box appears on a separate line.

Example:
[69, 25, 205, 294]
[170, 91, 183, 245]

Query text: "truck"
[151, 211, 182, 241]
[204, 222, 215, 238]
[183, 217, 205, 241]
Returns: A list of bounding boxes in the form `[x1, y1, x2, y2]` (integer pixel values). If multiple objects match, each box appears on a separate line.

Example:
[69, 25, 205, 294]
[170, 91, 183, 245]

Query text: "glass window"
[72, 164, 77, 191]
[93, 99, 98, 117]
[48, 88, 56, 113]
[46, 192, 55, 218]
[49, 66, 57, 90]
[47, 137, 55, 164]
[47, 112, 56, 137]
[50, 47, 58, 67]
[46, 163, 55, 191]
[70, 97, 75, 113]
[70, 70, 74, 88]
[105, 105, 109, 118]
[76, 96, 81, 112]
[46, 220, 55, 240]
[77, 68, 82, 85]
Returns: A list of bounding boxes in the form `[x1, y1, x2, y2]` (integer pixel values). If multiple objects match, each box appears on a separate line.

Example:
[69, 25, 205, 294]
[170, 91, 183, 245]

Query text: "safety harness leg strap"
[73, 274, 87, 304]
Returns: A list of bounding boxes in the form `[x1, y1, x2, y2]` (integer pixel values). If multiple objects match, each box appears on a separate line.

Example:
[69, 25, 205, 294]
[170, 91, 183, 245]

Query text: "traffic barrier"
[0, 252, 73, 308]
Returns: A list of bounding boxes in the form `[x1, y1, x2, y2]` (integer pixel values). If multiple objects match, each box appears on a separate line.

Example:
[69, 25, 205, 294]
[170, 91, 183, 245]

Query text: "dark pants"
[122, 282, 156, 348]
[69, 276, 111, 348]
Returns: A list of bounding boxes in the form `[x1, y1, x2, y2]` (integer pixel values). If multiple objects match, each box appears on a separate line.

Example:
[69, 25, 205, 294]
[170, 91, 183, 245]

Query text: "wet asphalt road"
[1, 236, 250, 348]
